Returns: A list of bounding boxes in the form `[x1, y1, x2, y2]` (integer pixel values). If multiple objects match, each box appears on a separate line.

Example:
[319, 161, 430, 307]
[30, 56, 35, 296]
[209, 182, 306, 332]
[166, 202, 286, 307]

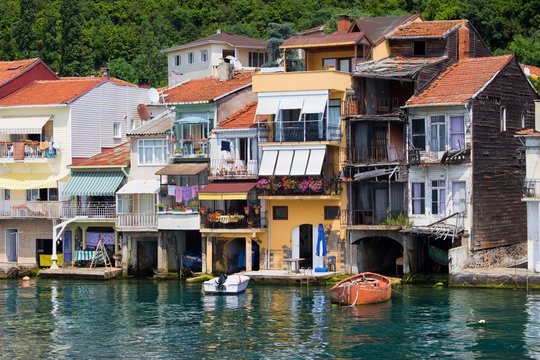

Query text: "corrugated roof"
[162, 72, 252, 104]
[352, 14, 422, 44]
[155, 163, 207, 175]
[161, 32, 267, 53]
[128, 112, 173, 136]
[70, 142, 130, 168]
[198, 181, 257, 194]
[0, 58, 58, 86]
[387, 20, 462, 39]
[281, 32, 368, 49]
[218, 101, 266, 129]
[405, 55, 514, 107]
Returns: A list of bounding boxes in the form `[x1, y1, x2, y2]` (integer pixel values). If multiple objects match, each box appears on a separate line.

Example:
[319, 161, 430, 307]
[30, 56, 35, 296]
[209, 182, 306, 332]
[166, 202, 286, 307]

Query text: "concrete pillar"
[402, 235, 416, 274]
[114, 229, 119, 254]
[157, 232, 168, 275]
[245, 236, 252, 272]
[70, 226, 77, 266]
[201, 236, 207, 274]
[122, 235, 129, 276]
[81, 225, 88, 249]
[206, 236, 213, 274]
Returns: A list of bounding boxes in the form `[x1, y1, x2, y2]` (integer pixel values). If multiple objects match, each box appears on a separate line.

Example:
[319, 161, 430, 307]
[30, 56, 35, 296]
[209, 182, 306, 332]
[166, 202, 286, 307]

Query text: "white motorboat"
[203, 274, 250, 294]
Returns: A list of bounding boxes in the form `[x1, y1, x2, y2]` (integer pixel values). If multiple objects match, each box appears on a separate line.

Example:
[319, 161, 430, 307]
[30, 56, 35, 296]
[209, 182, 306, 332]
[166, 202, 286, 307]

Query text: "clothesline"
[166, 184, 206, 202]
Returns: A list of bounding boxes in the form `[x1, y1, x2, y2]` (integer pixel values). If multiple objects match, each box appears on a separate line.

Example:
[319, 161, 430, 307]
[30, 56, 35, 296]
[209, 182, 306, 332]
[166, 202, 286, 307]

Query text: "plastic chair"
[326, 256, 336, 272]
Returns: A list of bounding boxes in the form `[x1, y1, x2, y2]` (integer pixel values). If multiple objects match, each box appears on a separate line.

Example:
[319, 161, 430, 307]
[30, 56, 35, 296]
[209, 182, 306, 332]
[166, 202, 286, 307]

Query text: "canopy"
[62, 171, 124, 197]
[175, 117, 209, 124]
[116, 179, 160, 195]
[255, 90, 329, 115]
[155, 163, 207, 176]
[258, 145, 326, 176]
[0, 173, 57, 190]
[198, 181, 257, 200]
[0, 115, 52, 134]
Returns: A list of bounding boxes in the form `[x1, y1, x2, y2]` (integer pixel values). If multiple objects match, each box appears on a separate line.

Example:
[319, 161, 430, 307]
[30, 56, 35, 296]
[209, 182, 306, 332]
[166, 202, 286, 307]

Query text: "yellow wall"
[372, 41, 391, 61]
[306, 50, 356, 70]
[252, 71, 352, 94]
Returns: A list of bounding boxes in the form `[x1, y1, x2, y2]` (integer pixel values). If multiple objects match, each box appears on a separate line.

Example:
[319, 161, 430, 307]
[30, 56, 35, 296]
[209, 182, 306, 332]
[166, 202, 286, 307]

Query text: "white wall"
[129, 135, 167, 181]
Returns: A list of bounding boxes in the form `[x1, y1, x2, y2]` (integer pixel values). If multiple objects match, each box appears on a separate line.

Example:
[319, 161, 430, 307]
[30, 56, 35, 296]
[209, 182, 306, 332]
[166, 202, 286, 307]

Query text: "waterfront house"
[402, 54, 538, 274]
[0, 74, 148, 268]
[161, 31, 268, 83]
[516, 100, 540, 272]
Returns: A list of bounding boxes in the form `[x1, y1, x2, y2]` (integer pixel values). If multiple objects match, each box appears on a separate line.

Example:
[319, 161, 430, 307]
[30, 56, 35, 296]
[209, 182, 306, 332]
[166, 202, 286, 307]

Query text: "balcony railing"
[342, 97, 401, 116]
[273, 120, 341, 142]
[344, 145, 404, 164]
[61, 201, 116, 219]
[209, 159, 259, 178]
[0, 200, 63, 218]
[341, 209, 403, 226]
[170, 140, 208, 157]
[201, 211, 267, 229]
[116, 213, 158, 229]
[0, 142, 55, 160]
[257, 177, 341, 196]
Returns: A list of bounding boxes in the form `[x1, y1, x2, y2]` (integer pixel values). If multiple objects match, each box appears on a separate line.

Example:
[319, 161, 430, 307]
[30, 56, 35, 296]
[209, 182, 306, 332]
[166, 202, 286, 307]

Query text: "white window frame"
[430, 115, 446, 152]
[431, 180, 446, 215]
[174, 55, 181, 67]
[500, 106, 506, 132]
[117, 194, 134, 214]
[411, 182, 425, 215]
[113, 122, 121, 138]
[452, 181, 467, 214]
[138, 139, 167, 165]
[26, 189, 39, 201]
[187, 52, 194, 64]
[199, 49, 208, 63]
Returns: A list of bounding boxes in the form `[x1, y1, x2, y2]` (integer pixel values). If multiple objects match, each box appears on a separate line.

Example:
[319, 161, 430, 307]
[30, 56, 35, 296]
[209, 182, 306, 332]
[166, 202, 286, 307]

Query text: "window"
[113, 122, 121, 138]
[414, 41, 426, 56]
[411, 118, 426, 150]
[138, 139, 167, 164]
[117, 194, 133, 214]
[26, 189, 39, 201]
[430, 115, 446, 151]
[324, 206, 340, 220]
[273, 206, 288, 220]
[322, 57, 354, 72]
[199, 49, 208, 63]
[452, 181, 466, 214]
[187, 52, 194, 64]
[500, 106, 506, 132]
[48, 188, 58, 201]
[431, 180, 446, 215]
[174, 55, 181, 66]
[249, 52, 267, 67]
[450, 115, 465, 149]
[130, 118, 136, 131]
[328, 99, 342, 140]
[3, 189, 10, 200]
[411, 183, 425, 215]
[222, 49, 235, 61]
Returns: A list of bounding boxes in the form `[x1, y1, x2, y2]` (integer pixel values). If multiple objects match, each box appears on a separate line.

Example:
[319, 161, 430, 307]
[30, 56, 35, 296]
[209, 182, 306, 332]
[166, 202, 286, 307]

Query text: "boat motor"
[217, 274, 228, 290]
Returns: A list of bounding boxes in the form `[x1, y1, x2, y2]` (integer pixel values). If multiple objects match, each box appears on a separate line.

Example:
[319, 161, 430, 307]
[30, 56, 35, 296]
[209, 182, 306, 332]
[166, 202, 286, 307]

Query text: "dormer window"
[414, 41, 426, 56]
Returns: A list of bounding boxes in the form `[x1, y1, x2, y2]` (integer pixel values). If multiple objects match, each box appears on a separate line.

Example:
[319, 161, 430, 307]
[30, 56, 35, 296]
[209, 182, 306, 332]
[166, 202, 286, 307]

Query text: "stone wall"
[0, 219, 53, 265]
[468, 242, 527, 268]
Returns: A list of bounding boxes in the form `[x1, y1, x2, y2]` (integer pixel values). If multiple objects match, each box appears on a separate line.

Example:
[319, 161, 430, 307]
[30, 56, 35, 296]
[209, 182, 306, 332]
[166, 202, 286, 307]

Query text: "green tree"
[107, 58, 138, 84]
[265, 22, 303, 70]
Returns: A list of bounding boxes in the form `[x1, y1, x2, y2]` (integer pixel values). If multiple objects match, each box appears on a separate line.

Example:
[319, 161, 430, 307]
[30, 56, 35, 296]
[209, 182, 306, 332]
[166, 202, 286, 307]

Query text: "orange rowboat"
[329, 272, 392, 305]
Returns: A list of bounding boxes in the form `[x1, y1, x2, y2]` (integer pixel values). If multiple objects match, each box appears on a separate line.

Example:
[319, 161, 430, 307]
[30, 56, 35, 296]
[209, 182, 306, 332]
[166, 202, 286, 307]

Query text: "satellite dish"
[524, 67, 531, 77]
[225, 55, 243, 71]
[137, 104, 151, 121]
[148, 88, 160, 103]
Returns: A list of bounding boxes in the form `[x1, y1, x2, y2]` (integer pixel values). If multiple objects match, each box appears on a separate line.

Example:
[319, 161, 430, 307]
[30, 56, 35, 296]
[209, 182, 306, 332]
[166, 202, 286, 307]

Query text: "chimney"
[101, 67, 110, 79]
[337, 15, 351, 33]
[218, 61, 234, 81]
[458, 19, 470, 59]
[535, 100, 540, 132]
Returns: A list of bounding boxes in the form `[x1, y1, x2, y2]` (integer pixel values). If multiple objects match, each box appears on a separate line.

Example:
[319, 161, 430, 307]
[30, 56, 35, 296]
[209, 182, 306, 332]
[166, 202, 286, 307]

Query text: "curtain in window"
[328, 100, 341, 140]
[452, 182, 466, 212]
[412, 183, 424, 214]
[450, 116, 465, 149]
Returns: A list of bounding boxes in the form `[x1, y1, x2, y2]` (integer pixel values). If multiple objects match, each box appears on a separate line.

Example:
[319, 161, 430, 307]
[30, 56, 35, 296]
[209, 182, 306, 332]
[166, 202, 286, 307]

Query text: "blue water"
[0, 279, 539, 359]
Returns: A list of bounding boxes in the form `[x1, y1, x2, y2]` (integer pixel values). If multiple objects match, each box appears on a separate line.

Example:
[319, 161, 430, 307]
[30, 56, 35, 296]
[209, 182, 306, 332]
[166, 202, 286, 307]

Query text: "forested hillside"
[1, 0, 538, 87]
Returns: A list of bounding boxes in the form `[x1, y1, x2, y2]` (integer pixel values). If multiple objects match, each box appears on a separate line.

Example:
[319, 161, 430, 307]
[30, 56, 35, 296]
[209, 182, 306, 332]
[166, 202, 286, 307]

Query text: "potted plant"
[244, 206, 250, 215]
[158, 203, 165, 212]
[256, 178, 271, 190]
[200, 206, 207, 214]
[247, 220, 254, 228]
[226, 157, 235, 164]
[190, 200, 199, 212]
[253, 205, 261, 214]
[173, 205, 183, 212]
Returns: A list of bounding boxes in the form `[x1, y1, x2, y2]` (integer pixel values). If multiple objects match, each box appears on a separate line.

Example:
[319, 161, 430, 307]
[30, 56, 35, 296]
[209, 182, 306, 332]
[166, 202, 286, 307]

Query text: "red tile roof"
[198, 181, 258, 194]
[0, 58, 52, 85]
[301, 25, 326, 34]
[162, 72, 252, 104]
[0, 77, 138, 107]
[70, 142, 130, 168]
[405, 55, 514, 107]
[61, 76, 139, 88]
[521, 64, 540, 77]
[387, 20, 462, 39]
[218, 101, 266, 129]
[162, 32, 267, 53]
[281, 32, 368, 49]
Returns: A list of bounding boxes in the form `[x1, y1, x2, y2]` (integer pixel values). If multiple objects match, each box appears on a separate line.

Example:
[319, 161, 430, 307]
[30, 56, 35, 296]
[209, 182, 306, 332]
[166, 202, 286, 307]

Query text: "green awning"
[62, 171, 124, 197]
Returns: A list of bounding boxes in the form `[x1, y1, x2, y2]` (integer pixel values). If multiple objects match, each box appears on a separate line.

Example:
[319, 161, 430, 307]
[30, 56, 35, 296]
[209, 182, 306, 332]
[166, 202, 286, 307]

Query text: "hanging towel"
[182, 186, 191, 202]
[190, 185, 198, 198]
[168, 185, 176, 196]
[221, 140, 230, 152]
[39, 141, 49, 151]
[175, 186, 183, 202]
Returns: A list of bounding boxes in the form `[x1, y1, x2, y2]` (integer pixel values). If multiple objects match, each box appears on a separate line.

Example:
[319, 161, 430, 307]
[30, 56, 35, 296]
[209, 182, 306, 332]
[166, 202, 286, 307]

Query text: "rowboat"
[329, 272, 391, 305]
[203, 274, 250, 294]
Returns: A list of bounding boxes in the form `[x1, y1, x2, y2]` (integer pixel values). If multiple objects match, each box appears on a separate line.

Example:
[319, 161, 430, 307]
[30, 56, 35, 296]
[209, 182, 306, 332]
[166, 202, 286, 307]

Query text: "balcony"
[200, 211, 267, 230]
[341, 209, 407, 227]
[0, 142, 56, 161]
[272, 119, 341, 143]
[209, 159, 259, 180]
[61, 201, 116, 219]
[344, 145, 404, 165]
[252, 70, 352, 93]
[0, 200, 63, 218]
[256, 177, 341, 197]
[169, 139, 208, 158]
[117, 213, 158, 231]
[343, 96, 401, 117]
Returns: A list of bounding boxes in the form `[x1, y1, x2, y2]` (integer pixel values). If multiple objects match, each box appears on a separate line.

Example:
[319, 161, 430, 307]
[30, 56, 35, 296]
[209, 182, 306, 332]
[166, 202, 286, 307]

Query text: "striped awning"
[0, 173, 57, 190]
[0, 115, 52, 134]
[62, 171, 124, 197]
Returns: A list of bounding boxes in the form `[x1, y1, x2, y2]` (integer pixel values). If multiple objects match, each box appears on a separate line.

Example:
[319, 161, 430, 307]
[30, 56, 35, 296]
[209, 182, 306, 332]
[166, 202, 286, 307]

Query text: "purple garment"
[182, 186, 191, 202]
[175, 186, 182, 202]
[190, 185, 198, 198]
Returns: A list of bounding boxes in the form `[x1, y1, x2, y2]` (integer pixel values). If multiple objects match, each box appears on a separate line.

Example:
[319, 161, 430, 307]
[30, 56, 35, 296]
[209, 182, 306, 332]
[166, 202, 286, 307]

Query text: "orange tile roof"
[387, 20, 462, 39]
[516, 129, 540, 136]
[162, 72, 252, 104]
[0, 58, 44, 85]
[61, 76, 139, 87]
[281, 32, 368, 49]
[218, 101, 266, 129]
[405, 55, 514, 107]
[521, 64, 540, 78]
[70, 142, 130, 167]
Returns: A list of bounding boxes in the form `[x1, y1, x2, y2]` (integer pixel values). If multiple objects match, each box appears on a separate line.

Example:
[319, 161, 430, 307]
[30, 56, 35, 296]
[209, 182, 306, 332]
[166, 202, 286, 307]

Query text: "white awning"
[116, 179, 160, 195]
[258, 145, 326, 176]
[256, 90, 329, 115]
[0, 115, 52, 134]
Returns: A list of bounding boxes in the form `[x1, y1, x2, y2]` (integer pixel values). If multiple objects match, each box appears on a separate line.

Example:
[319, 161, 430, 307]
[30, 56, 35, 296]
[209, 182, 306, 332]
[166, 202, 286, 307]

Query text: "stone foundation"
[469, 242, 527, 268]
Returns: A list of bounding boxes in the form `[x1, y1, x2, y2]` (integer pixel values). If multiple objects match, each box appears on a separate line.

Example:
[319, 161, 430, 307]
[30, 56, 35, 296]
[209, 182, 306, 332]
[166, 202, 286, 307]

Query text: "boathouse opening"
[352, 236, 402, 274]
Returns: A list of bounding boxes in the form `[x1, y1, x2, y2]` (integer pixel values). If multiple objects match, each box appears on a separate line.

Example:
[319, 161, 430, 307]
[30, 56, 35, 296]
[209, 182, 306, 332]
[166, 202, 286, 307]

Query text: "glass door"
[6, 229, 17, 262]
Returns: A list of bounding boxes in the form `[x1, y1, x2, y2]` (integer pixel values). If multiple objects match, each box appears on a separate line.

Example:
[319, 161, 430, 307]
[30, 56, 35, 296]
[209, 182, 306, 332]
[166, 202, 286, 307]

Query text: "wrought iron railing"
[61, 201, 116, 219]
[342, 96, 402, 116]
[344, 145, 404, 164]
[200, 211, 267, 229]
[0, 142, 55, 159]
[341, 209, 403, 226]
[209, 159, 259, 178]
[170, 140, 208, 157]
[256, 177, 341, 196]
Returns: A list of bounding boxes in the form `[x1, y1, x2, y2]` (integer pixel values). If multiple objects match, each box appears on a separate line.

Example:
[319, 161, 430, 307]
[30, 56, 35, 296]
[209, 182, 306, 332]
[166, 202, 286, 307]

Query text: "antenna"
[148, 88, 160, 103]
